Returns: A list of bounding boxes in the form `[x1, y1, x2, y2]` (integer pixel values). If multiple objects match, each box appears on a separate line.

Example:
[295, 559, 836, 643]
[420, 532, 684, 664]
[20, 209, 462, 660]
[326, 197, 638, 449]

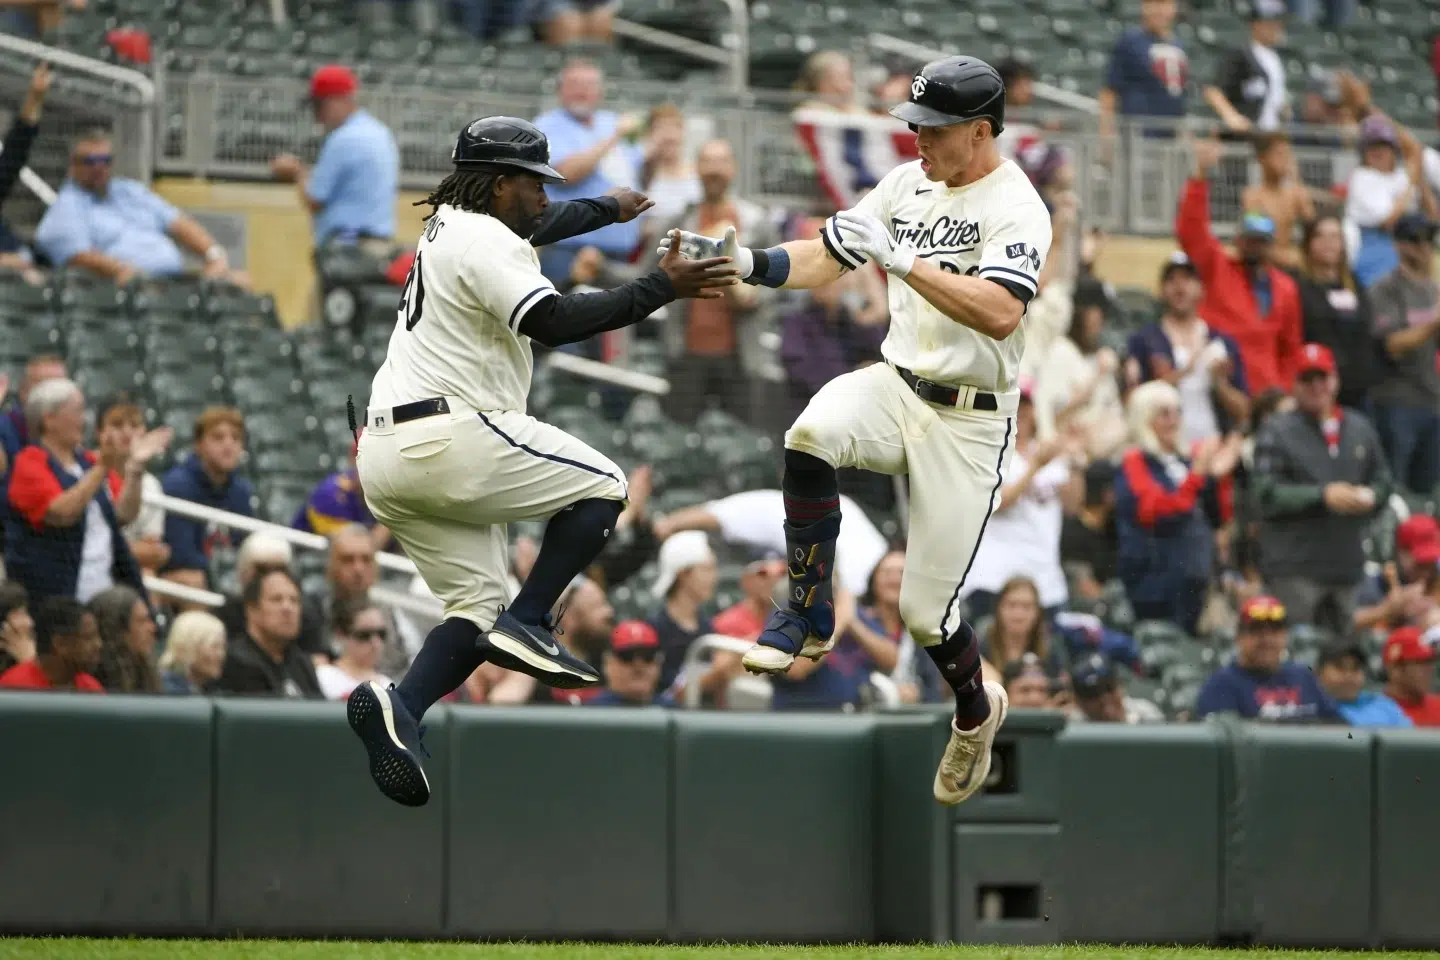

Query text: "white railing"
[544, 351, 670, 395]
[143, 574, 224, 608]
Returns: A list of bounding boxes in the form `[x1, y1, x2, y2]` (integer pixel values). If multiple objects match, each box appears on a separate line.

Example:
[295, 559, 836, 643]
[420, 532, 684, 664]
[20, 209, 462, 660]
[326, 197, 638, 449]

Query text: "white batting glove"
[834, 210, 915, 278]
[655, 226, 754, 279]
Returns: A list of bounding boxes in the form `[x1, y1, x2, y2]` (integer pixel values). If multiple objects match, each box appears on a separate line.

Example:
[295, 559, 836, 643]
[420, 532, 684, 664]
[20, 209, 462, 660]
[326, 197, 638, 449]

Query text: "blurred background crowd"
[0, 0, 1439, 728]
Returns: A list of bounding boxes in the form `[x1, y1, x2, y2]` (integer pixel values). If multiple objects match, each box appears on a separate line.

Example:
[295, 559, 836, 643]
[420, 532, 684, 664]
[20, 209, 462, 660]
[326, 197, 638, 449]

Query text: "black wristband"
[744, 248, 770, 286]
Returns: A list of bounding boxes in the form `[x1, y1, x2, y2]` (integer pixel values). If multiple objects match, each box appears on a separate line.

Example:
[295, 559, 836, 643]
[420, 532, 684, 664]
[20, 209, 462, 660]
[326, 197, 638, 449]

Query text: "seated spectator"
[304, 524, 394, 668]
[780, 266, 887, 424]
[962, 391, 1082, 619]
[1033, 285, 1126, 461]
[1116, 380, 1239, 633]
[161, 407, 254, 591]
[769, 585, 898, 711]
[95, 393, 172, 575]
[0, 580, 35, 675]
[292, 444, 387, 548]
[89, 585, 158, 693]
[269, 66, 399, 253]
[795, 51, 864, 114]
[589, 620, 674, 707]
[0, 354, 66, 474]
[1178, 138, 1302, 394]
[977, 576, 1067, 676]
[1253, 344, 1390, 632]
[1002, 652, 1062, 710]
[648, 531, 716, 691]
[865, 549, 943, 704]
[5, 378, 146, 603]
[0, 595, 102, 691]
[1354, 515, 1440, 633]
[1068, 652, 1164, 724]
[1381, 625, 1440, 726]
[1241, 133, 1314, 271]
[1368, 214, 1440, 493]
[0, 64, 50, 285]
[35, 129, 245, 286]
[1061, 460, 1120, 603]
[1345, 116, 1435, 287]
[157, 609, 227, 695]
[488, 574, 617, 706]
[1125, 253, 1250, 446]
[713, 550, 785, 643]
[1098, 0, 1187, 141]
[538, 0, 617, 45]
[215, 568, 321, 698]
[1297, 215, 1377, 410]
[637, 103, 700, 244]
[216, 532, 292, 633]
[1316, 639, 1412, 727]
[315, 594, 393, 701]
[1196, 595, 1343, 722]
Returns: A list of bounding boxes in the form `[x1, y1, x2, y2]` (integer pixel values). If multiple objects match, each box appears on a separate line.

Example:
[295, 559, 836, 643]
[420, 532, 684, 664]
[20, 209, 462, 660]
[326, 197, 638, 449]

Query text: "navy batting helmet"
[889, 56, 1006, 135]
[451, 116, 566, 183]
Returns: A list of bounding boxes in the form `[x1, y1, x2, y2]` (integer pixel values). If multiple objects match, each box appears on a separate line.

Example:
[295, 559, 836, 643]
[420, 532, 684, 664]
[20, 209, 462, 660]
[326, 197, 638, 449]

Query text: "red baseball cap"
[1396, 515, 1440, 564]
[611, 620, 659, 653]
[309, 64, 358, 100]
[1297, 343, 1337, 376]
[1384, 626, 1438, 665]
[1239, 594, 1288, 628]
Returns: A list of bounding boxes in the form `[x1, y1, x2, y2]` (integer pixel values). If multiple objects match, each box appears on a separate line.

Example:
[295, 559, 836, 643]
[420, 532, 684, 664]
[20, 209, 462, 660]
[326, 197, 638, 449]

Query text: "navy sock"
[782, 449, 839, 527]
[508, 497, 623, 624]
[396, 617, 485, 721]
[924, 620, 991, 730]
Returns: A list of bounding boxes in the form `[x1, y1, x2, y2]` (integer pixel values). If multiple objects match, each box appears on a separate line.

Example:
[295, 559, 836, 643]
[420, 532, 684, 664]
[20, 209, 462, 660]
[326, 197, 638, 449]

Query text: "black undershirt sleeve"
[528, 196, 621, 247]
[986, 276, 1034, 307]
[517, 269, 677, 347]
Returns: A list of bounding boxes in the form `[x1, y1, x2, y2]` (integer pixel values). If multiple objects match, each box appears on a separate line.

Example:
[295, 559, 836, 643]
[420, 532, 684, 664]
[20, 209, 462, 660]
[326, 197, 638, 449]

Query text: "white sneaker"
[799, 635, 835, 660]
[932, 682, 1009, 806]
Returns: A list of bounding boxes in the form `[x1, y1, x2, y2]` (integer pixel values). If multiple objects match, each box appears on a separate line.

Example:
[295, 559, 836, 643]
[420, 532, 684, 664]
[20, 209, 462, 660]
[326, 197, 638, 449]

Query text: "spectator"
[1068, 652, 1164, 723]
[0, 354, 66, 474]
[5, 378, 146, 603]
[490, 574, 617, 706]
[1381, 625, 1440, 726]
[1202, 0, 1289, 135]
[215, 532, 297, 634]
[292, 446, 385, 547]
[0, 595, 102, 691]
[795, 51, 863, 114]
[637, 103, 700, 241]
[1253, 343, 1391, 632]
[95, 393, 172, 575]
[538, 0, 616, 45]
[996, 61, 1072, 198]
[976, 576, 1066, 676]
[1242, 133, 1314, 271]
[961, 391, 1082, 619]
[308, 524, 388, 664]
[1061, 460, 1120, 603]
[1099, 0, 1187, 140]
[1345, 116, 1436, 287]
[1178, 138, 1303, 394]
[0, 580, 35, 675]
[1195, 595, 1344, 722]
[215, 568, 320, 698]
[1316, 639, 1411, 726]
[0, 63, 50, 285]
[88, 584, 158, 693]
[769, 585, 899, 711]
[1368, 214, 1440, 493]
[649, 139, 776, 423]
[1297, 215, 1377, 411]
[315, 594, 393, 701]
[780, 264, 887, 425]
[157, 609, 227, 695]
[712, 550, 785, 642]
[0, 0, 83, 38]
[590, 620, 674, 707]
[35, 129, 244, 286]
[865, 548, 943, 704]
[1002, 652, 1061, 709]
[270, 65, 399, 253]
[533, 59, 643, 282]
[1353, 515, 1440, 633]
[1116, 380, 1239, 633]
[647, 530, 716, 691]
[1290, 0, 1352, 29]
[1032, 283, 1126, 460]
[160, 406, 254, 591]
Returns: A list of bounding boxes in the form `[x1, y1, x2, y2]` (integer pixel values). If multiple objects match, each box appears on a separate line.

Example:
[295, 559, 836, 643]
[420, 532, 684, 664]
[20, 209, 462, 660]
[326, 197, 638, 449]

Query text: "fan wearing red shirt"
[1382, 626, 1440, 726]
[0, 595, 104, 692]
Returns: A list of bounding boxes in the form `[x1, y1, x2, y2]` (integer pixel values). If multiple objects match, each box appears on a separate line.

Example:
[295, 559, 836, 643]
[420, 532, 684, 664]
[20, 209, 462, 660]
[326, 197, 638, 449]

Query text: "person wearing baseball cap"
[1315, 639, 1411, 727]
[1382, 625, 1440, 726]
[589, 620, 674, 707]
[648, 531, 717, 690]
[270, 64, 399, 249]
[1202, 0, 1287, 137]
[1252, 342, 1390, 635]
[1355, 514, 1440, 631]
[1068, 652, 1164, 724]
[1195, 595, 1344, 722]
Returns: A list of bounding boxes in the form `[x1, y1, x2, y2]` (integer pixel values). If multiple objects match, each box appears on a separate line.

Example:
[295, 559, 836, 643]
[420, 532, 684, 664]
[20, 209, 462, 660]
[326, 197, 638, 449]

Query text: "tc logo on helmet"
[911, 75, 927, 100]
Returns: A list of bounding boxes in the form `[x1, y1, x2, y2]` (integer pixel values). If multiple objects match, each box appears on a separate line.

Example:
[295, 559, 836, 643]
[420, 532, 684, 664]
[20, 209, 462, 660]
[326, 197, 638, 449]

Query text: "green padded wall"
[671, 712, 875, 942]
[953, 709, 1066, 823]
[1375, 729, 1440, 947]
[872, 712, 951, 942]
[1057, 724, 1223, 944]
[0, 693, 213, 934]
[952, 824, 1060, 945]
[445, 706, 670, 940]
[211, 700, 448, 937]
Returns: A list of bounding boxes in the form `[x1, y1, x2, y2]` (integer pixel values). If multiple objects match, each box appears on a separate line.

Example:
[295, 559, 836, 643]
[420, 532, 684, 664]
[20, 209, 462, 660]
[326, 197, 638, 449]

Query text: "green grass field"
[0, 943, 1431, 960]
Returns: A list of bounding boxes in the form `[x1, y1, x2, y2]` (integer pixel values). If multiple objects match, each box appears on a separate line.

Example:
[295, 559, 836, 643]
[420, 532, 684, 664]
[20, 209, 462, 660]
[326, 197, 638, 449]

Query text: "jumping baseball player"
[348, 116, 737, 806]
[661, 57, 1051, 805]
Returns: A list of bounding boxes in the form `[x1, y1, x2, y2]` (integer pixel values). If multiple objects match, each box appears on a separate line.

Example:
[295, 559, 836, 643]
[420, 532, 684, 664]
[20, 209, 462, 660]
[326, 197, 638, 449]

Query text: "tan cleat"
[933, 682, 1009, 806]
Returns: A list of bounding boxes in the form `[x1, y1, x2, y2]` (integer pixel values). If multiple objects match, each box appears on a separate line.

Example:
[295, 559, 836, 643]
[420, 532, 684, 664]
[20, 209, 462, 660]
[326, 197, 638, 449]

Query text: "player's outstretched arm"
[528, 188, 654, 248]
[657, 228, 845, 291]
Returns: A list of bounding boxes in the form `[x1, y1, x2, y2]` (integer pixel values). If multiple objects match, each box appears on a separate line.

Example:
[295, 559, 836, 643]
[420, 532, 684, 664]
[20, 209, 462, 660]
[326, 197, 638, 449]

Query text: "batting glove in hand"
[655, 226, 754, 279]
[834, 210, 915, 279]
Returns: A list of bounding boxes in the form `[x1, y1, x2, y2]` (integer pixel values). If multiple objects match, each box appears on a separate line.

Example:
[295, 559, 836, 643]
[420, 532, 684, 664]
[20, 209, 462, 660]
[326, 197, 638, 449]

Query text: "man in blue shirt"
[533, 58, 643, 283]
[1196, 595, 1346, 723]
[1315, 640, 1412, 727]
[270, 65, 399, 249]
[160, 406, 255, 592]
[1099, 0, 1188, 138]
[35, 129, 244, 285]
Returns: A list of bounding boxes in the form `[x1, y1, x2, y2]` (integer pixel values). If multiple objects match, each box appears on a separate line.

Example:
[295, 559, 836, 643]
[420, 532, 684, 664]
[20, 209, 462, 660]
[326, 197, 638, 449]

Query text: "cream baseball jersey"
[370, 204, 556, 414]
[820, 158, 1051, 394]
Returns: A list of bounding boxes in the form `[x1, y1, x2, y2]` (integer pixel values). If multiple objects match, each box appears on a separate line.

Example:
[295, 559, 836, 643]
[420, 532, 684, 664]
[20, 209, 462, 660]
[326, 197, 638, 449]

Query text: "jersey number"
[398, 252, 427, 331]
[937, 262, 980, 277]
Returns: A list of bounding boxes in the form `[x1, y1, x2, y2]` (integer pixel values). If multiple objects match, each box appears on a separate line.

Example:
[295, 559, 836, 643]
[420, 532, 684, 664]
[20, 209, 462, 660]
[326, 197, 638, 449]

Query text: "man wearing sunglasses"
[35, 129, 247, 287]
[1195, 595, 1344, 723]
[588, 620, 674, 707]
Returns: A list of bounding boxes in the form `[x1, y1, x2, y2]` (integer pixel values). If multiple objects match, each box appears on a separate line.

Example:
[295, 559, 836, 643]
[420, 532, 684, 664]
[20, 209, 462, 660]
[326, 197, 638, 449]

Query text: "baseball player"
[347, 116, 737, 806]
[661, 57, 1051, 805]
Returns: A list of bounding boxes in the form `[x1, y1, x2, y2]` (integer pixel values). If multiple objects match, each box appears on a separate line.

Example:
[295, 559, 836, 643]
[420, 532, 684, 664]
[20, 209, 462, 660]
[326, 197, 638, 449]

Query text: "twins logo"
[1006, 242, 1041, 272]
[890, 215, 980, 252]
[911, 75, 927, 99]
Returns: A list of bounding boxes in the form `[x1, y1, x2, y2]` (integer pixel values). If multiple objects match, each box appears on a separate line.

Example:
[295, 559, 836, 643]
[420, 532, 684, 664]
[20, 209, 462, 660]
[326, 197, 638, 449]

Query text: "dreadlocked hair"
[415, 169, 502, 219]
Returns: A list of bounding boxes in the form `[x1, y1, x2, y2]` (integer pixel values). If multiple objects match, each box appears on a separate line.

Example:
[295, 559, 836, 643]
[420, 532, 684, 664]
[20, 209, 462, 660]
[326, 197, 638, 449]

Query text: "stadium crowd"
[1, 2, 1439, 728]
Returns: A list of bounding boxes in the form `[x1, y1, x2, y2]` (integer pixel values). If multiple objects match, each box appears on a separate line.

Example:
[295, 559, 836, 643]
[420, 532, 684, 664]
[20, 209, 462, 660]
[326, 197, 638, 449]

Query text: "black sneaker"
[347, 680, 430, 807]
[485, 609, 601, 688]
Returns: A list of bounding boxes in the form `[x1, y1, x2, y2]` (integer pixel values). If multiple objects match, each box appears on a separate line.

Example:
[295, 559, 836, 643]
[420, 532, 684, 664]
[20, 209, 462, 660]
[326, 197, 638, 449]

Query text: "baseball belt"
[891, 365, 999, 411]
